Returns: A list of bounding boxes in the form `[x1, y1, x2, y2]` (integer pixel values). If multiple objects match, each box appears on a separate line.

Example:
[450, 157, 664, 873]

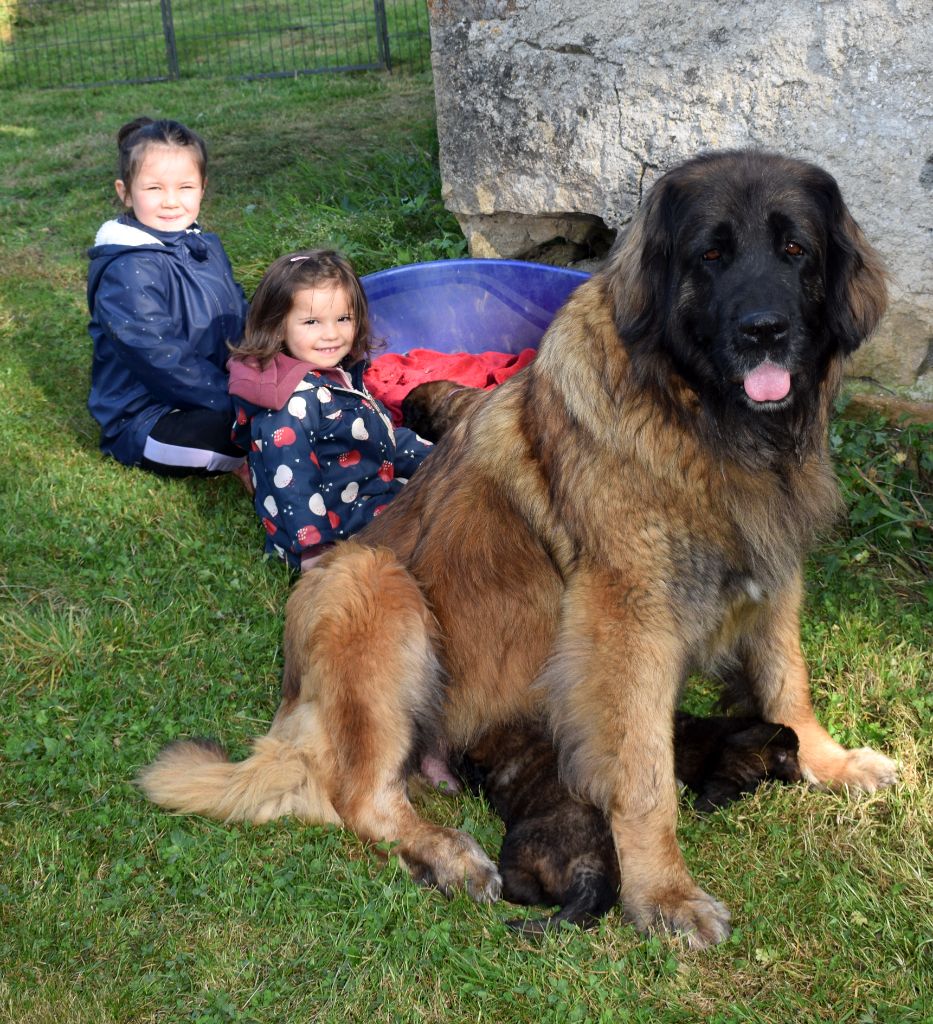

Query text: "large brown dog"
[140, 150, 896, 947]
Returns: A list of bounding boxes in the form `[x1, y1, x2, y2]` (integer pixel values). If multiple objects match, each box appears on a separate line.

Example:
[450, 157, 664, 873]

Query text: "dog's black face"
[609, 150, 887, 462]
[400, 380, 486, 444]
[673, 188, 830, 414]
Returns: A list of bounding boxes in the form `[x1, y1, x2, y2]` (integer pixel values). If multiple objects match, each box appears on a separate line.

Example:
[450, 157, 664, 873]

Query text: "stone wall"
[428, 0, 932, 397]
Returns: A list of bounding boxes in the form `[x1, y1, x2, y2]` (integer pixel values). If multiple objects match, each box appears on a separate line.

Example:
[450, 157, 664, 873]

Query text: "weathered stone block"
[428, 0, 932, 395]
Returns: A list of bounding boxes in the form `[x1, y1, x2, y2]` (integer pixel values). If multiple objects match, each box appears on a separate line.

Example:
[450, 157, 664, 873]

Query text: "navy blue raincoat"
[87, 215, 249, 466]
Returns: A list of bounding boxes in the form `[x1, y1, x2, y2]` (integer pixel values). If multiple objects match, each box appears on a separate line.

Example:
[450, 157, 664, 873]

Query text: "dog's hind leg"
[283, 545, 502, 902]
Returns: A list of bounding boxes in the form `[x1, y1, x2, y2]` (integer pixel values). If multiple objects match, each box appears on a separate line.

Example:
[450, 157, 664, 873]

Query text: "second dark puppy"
[459, 713, 801, 934]
[399, 380, 487, 443]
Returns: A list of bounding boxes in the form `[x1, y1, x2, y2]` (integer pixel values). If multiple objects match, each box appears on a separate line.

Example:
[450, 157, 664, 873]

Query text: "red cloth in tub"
[364, 347, 537, 425]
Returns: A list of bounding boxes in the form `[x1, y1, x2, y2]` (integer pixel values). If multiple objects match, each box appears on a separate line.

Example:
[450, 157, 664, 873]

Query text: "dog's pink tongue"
[743, 362, 791, 402]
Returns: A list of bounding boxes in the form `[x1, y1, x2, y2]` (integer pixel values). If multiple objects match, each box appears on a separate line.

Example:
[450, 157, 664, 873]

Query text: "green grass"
[1, 72, 932, 1024]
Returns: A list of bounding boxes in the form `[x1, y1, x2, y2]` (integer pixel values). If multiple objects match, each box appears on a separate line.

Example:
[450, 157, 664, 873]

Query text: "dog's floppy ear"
[814, 168, 888, 354]
[606, 176, 678, 346]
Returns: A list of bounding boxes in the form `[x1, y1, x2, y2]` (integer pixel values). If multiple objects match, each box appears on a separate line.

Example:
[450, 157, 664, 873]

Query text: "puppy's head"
[401, 381, 485, 442]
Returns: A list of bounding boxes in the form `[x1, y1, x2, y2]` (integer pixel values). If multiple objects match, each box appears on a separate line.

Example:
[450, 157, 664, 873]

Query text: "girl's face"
[283, 284, 355, 369]
[115, 144, 205, 233]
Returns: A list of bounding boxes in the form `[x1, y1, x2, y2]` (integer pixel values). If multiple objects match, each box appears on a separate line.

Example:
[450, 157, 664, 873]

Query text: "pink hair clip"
[289, 255, 310, 262]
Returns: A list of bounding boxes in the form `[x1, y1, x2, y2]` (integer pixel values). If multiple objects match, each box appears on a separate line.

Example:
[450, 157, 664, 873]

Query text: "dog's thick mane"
[524, 287, 841, 592]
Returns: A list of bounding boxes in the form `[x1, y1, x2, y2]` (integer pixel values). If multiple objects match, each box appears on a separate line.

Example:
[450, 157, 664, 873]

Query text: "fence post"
[160, 0, 180, 80]
[373, 0, 391, 71]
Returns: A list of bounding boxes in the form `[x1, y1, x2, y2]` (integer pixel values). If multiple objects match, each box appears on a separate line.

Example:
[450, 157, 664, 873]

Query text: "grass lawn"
[0, 72, 931, 1024]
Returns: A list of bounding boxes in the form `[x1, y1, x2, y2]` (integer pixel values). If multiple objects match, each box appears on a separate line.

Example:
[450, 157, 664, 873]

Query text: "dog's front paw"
[802, 745, 898, 793]
[405, 827, 502, 903]
[626, 885, 732, 949]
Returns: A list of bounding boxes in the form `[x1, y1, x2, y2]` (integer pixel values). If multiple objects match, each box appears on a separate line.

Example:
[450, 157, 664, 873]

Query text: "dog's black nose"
[738, 311, 790, 345]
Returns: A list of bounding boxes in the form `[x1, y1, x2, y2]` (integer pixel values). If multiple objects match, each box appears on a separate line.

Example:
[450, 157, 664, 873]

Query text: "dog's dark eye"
[784, 241, 805, 257]
[702, 249, 722, 262]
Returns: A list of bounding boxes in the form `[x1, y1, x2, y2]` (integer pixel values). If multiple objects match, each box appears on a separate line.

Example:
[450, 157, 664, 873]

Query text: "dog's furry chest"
[662, 532, 770, 660]
[665, 471, 818, 648]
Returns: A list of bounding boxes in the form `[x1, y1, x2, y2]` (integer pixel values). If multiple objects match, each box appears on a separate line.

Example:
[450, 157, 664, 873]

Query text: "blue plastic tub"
[361, 258, 590, 356]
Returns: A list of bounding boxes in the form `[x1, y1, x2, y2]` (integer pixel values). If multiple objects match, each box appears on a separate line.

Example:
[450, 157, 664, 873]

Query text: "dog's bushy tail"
[139, 544, 438, 830]
[137, 725, 342, 826]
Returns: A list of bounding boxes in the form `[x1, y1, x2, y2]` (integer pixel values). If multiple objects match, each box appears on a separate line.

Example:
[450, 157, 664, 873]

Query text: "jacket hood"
[90, 214, 204, 251]
[87, 216, 210, 308]
[94, 219, 165, 247]
[228, 352, 324, 410]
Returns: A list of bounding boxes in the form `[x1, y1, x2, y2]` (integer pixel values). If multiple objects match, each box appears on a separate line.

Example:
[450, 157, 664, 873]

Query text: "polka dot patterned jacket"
[229, 352, 433, 569]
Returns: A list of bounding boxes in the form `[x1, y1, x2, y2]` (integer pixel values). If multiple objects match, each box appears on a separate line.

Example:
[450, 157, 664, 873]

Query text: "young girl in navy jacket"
[228, 249, 434, 572]
[87, 117, 250, 480]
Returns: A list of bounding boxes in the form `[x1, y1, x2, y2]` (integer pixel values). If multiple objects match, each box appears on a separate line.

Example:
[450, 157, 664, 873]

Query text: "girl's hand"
[300, 552, 322, 572]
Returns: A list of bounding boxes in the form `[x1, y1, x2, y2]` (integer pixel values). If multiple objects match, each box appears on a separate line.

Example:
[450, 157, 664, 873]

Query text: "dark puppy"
[400, 380, 487, 443]
[460, 713, 800, 934]
[673, 712, 802, 813]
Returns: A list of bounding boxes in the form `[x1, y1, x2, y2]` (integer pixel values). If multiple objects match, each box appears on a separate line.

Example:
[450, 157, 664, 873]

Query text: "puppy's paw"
[626, 885, 732, 949]
[805, 746, 898, 793]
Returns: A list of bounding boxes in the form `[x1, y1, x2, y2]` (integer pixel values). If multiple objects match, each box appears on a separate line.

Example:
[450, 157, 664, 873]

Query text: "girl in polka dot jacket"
[228, 249, 434, 573]
[230, 249, 460, 792]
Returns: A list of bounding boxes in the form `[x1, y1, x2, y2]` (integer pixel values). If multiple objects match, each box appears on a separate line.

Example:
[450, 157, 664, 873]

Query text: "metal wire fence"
[0, 0, 431, 89]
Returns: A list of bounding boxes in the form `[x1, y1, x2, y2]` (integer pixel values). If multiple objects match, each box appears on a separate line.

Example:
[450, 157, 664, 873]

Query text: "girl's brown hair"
[116, 117, 208, 202]
[233, 249, 373, 366]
